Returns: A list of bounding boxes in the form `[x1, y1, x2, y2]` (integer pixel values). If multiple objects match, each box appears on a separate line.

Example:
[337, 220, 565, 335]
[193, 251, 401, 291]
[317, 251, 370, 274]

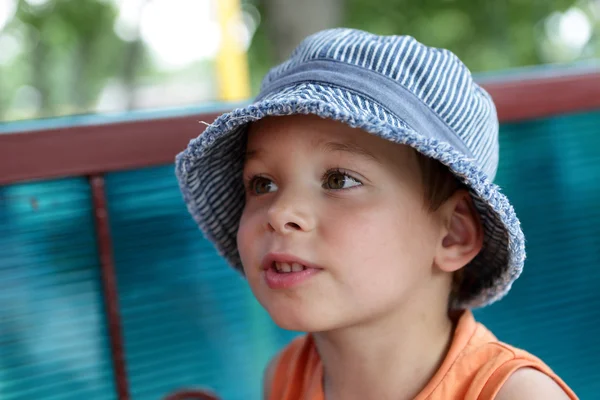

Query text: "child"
[176, 28, 578, 399]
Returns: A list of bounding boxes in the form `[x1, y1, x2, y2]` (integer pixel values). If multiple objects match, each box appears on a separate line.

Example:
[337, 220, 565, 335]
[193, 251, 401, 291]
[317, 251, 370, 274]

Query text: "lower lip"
[264, 267, 321, 289]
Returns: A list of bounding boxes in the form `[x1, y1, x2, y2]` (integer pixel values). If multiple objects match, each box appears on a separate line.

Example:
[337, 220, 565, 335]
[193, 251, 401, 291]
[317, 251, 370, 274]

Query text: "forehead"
[245, 115, 415, 163]
[248, 115, 407, 156]
[247, 114, 360, 145]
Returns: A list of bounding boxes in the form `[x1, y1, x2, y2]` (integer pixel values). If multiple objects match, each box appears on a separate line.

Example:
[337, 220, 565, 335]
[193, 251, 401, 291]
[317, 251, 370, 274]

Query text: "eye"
[323, 170, 362, 190]
[249, 176, 278, 195]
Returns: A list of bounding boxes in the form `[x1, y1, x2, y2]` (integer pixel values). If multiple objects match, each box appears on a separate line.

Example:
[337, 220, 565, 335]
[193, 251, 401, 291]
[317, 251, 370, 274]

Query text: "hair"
[414, 152, 465, 212]
[414, 152, 468, 302]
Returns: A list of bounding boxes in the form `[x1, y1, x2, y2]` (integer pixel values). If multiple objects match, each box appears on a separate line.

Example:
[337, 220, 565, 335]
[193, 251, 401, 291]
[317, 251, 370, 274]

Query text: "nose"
[266, 190, 316, 234]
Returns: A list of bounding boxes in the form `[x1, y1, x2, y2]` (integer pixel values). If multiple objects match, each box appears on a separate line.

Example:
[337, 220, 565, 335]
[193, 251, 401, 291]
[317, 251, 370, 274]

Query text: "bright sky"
[558, 7, 593, 49]
[0, 0, 17, 32]
[544, 6, 593, 58]
[114, 0, 222, 69]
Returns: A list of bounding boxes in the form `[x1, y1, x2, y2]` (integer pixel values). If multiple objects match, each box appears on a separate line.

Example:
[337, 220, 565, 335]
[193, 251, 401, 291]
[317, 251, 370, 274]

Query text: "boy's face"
[237, 115, 448, 332]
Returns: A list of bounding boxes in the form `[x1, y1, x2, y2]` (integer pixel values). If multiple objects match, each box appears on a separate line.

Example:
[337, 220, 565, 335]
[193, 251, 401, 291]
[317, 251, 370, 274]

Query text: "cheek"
[325, 207, 438, 313]
[324, 198, 437, 275]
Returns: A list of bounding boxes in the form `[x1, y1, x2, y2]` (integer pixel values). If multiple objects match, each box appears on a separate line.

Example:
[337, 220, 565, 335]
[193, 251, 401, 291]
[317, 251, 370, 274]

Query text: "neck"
[313, 300, 456, 400]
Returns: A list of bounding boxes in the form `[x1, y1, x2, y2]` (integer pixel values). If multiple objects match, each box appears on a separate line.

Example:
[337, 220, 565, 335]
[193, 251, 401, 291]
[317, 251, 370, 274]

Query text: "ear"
[434, 190, 484, 273]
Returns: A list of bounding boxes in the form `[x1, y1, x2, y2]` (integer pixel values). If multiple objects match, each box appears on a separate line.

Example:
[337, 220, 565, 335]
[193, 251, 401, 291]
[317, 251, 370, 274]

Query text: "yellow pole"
[215, 0, 251, 101]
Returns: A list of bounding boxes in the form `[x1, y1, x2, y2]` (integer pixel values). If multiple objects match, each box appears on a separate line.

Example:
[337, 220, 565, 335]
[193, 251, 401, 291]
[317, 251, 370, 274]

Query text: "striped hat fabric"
[175, 28, 525, 309]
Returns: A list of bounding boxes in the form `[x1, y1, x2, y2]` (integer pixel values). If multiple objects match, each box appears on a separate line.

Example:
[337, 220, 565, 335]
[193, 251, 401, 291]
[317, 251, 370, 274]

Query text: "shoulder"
[495, 368, 575, 400]
[452, 317, 576, 399]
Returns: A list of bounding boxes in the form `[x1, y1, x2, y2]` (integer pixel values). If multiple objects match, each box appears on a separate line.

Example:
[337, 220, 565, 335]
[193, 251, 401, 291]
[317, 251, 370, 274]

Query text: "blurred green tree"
[248, 0, 596, 93]
[0, 0, 598, 120]
[1, 0, 150, 119]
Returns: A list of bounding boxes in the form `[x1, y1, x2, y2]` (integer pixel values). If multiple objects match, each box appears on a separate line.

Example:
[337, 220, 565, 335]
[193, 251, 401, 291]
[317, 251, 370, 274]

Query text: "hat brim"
[176, 83, 525, 309]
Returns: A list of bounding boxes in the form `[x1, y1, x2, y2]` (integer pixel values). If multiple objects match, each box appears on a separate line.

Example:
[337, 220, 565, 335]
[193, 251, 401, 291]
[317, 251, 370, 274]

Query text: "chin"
[271, 314, 332, 332]
[265, 303, 338, 332]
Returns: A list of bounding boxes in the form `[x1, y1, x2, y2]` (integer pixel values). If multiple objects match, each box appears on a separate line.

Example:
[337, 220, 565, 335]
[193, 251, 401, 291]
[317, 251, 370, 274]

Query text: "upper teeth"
[275, 262, 305, 273]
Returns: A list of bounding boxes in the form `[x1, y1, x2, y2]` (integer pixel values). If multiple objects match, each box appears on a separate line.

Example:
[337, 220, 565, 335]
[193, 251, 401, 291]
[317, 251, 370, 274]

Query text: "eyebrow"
[320, 140, 380, 163]
[244, 149, 263, 162]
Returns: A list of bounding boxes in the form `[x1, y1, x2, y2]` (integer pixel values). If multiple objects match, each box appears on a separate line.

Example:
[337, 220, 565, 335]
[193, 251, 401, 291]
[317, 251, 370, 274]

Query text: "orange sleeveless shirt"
[268, 311, 578, 400]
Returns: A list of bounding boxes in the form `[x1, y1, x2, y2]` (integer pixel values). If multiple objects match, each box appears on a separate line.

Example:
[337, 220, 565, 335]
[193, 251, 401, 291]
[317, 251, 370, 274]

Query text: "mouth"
[261, 253, 322, 289]
[272, 261, 308, 273]
[262, 253, 321, 272]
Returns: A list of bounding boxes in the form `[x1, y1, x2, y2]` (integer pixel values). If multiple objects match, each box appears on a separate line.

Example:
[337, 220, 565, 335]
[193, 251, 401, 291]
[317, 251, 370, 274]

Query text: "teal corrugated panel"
[105, 167, 298, 400]
[0, 178, 116, 400]
[475, 110, 600, 397]
[3, 110, 594, 400]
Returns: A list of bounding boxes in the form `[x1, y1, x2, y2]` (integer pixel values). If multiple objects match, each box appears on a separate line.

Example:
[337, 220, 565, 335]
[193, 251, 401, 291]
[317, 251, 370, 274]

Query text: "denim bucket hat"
[176, 28, 525, 309]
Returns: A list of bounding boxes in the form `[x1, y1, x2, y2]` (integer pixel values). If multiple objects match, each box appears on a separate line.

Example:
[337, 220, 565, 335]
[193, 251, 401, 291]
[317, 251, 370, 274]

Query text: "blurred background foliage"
[0, 0, 599, 121]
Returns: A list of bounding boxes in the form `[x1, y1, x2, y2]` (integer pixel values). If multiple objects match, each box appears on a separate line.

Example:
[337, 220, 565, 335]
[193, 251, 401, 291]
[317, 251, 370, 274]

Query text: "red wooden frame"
[0, 112, 222, 186]
[90, 175, 131, 400]
[482, 70, 600, 122]
[1, 68, 599, 400]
